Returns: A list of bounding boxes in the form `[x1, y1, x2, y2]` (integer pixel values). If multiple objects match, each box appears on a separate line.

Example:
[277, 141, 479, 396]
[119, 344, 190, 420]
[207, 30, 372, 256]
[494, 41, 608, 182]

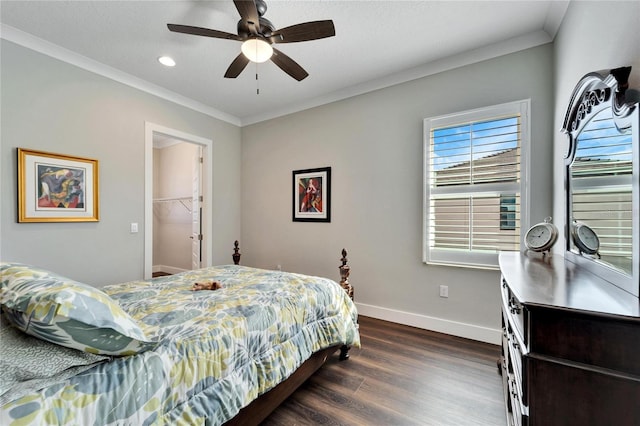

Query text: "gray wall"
[241, 44, 554, 342]
[1, 40, 242, 286]
[551, 1, 640, 252]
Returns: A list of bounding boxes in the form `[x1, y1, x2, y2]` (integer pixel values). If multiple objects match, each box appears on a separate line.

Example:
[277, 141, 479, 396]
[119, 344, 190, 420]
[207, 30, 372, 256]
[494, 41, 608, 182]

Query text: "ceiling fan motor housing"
[255, 0, 267, 17]
[237, 17, 275, 39]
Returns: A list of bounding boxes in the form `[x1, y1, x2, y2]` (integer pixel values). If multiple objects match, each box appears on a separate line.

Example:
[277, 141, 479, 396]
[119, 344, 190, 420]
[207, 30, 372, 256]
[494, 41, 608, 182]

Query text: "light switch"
[130, 223, 138, 233]
[439, 285, 449, 298]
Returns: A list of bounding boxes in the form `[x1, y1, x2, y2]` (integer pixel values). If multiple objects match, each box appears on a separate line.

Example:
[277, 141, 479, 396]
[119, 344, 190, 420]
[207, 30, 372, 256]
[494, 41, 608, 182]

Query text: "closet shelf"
[153, 196, 192, 213]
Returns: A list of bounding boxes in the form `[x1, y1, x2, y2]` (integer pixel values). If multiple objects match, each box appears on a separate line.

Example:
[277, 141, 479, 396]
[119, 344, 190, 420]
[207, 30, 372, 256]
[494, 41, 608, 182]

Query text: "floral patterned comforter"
[0, 265, 360, 425]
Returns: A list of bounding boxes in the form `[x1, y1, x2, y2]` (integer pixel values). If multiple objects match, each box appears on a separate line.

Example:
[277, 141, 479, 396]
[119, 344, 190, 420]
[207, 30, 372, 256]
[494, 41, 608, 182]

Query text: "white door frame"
[144, 122, 213, 279]
[191, 145, 203, 270]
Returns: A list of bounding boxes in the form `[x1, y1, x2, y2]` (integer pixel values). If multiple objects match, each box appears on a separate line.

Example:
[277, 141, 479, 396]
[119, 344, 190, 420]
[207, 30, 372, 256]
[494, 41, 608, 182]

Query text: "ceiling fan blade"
[234, 0, 261, 35]
[224, 53, 251, 78]
[271, 48, 308, 81]
[167, 24, 241, 41]
[271, 20, 335, 43]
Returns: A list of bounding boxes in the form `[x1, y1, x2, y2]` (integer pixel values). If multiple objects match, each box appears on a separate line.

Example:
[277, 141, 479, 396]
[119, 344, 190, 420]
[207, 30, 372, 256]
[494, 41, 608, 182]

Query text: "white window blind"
[423, 100, 529, 269]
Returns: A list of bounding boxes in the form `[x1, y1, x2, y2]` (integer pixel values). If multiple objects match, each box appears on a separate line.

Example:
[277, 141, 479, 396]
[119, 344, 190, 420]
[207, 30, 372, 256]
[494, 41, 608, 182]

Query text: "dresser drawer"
[501, 276, 527, 348]
[507, 374, 526, 426]
[499, 357, 516, 426]
[501, 275, 529, 424]
[506, 325, 527, 403]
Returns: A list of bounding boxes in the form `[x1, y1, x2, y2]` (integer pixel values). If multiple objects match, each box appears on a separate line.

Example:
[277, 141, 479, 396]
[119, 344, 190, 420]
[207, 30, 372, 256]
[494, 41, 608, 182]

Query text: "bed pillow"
[0, 317, 110, 406]
[0, 262, 156, 356]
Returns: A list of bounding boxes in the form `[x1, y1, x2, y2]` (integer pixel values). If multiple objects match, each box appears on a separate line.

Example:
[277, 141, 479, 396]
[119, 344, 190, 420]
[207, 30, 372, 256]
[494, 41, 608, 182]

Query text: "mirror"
[562, 67, 639, 297]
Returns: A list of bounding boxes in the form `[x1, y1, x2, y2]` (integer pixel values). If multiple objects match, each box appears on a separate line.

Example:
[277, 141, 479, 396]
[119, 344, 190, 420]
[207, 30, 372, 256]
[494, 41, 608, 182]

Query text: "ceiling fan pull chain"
[256, 62, 260, 95]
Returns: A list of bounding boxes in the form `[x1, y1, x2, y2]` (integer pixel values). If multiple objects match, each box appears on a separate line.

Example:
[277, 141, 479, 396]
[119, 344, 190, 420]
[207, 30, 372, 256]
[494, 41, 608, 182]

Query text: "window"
[423, 100, 529, 269]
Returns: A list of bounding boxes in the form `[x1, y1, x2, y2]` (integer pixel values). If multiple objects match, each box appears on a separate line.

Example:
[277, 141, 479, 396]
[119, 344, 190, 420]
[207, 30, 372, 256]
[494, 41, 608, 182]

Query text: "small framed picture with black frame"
[292, 166, 331, 222]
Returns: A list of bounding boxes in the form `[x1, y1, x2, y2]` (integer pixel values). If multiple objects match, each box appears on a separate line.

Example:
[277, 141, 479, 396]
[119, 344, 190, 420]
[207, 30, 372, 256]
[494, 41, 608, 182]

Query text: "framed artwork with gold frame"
[17, 148, 99, 222]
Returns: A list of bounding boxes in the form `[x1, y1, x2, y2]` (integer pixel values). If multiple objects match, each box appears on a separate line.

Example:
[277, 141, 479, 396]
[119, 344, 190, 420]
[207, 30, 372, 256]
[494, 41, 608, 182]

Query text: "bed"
[0, 243, 359, 425]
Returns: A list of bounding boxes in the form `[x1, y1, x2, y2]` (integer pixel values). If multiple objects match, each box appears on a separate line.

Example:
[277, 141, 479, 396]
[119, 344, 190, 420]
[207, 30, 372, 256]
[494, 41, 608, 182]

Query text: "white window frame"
[423, 99, 531, 269]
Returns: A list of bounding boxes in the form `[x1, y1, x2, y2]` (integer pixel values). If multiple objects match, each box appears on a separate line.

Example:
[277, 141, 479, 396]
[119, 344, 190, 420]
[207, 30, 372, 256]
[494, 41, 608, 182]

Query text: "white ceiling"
[0, 1, 569, 126]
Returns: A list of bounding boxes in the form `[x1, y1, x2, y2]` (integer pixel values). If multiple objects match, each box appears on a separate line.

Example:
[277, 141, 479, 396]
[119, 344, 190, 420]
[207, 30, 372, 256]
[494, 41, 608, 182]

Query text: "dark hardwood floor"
[262, 316, 506, 426]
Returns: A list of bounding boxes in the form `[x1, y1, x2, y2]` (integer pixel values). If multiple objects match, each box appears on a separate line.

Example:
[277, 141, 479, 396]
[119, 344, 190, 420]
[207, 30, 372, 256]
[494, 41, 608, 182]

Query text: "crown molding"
[241, 30, 553, 126]
[1, 23, 556, 129]
[0, 24, 241, 127]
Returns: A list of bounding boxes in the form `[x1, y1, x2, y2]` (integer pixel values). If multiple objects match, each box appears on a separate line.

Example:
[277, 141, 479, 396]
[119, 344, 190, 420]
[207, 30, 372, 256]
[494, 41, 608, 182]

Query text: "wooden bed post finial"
[339, 248, 353, 300]
[233, 240, 241, 265]
[339, 248, 354, 361]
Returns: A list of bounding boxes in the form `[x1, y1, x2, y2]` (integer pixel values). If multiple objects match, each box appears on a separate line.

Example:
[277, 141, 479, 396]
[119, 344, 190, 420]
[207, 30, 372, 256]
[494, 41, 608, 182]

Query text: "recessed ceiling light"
[158, 56, 176, 67]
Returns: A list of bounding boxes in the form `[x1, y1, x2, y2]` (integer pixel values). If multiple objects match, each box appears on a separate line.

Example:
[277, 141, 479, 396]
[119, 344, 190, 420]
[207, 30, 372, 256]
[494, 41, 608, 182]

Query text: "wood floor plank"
[262, 316, 506, 425]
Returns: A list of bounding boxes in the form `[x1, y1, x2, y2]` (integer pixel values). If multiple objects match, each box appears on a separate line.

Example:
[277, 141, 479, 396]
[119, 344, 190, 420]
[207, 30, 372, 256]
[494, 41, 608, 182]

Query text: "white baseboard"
[355, 302, 501, 345]
[152, 265, 188, 275]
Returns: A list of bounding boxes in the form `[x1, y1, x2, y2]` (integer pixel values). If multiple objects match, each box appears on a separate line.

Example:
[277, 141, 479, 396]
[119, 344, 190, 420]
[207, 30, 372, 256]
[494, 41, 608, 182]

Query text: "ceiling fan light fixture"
[241, 38, 273, 63]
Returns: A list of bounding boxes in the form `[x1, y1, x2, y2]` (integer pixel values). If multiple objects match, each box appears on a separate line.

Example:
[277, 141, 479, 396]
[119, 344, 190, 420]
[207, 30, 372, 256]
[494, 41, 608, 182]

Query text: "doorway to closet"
[144, 123, 213, 280]
[152, 139, 201, 276]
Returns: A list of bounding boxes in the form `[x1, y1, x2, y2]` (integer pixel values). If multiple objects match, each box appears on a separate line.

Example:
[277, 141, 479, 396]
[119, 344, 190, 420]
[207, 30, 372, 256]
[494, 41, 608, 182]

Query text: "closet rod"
[153, 196, 192, 202]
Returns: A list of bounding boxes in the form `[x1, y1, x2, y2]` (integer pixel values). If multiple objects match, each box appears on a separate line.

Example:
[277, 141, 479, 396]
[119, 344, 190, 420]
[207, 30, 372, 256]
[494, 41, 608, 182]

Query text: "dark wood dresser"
[499, 251, 640, 426]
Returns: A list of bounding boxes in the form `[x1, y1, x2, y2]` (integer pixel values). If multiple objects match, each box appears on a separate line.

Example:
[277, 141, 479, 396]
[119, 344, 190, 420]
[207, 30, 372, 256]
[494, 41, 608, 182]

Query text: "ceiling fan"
[167, 0, 335, 81]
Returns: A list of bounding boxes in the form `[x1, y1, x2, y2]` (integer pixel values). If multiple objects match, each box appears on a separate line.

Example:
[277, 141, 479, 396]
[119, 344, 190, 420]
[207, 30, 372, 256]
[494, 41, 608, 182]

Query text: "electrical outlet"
[276, 264, 282, 271]
[439, 285, 449, 298]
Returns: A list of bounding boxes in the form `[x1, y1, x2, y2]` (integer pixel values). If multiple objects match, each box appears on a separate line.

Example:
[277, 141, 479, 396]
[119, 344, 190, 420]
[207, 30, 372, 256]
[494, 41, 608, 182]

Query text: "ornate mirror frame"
[562, 66, 639, 297]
